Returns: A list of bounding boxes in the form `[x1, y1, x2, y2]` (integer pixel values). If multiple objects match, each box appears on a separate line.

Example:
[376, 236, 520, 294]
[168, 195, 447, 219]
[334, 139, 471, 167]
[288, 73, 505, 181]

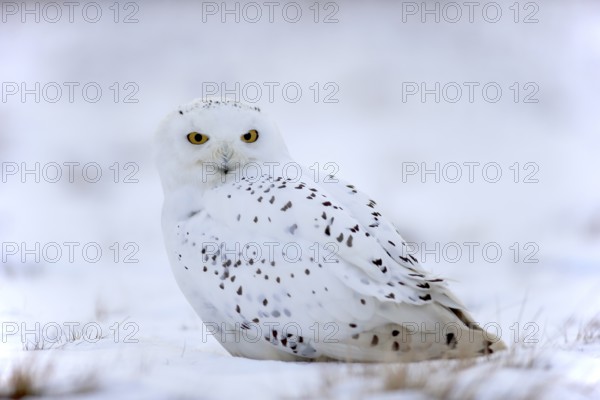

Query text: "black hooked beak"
[217, 144, 233, 174]
[219, 156, 231, 175]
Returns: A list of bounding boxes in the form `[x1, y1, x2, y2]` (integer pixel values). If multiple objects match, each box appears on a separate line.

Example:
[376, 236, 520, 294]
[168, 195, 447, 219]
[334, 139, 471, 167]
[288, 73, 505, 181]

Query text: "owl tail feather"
[315, 303, 506, 363]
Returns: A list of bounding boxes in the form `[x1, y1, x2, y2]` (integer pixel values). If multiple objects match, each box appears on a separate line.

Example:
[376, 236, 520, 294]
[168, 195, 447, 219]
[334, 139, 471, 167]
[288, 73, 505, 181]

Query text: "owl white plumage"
[156, 98, 506, 362]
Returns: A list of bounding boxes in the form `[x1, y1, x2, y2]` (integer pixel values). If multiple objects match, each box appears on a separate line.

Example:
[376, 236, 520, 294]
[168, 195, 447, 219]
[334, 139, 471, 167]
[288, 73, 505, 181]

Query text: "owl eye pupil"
[195, 133, 202, 142]
[241, 130, 259, 143]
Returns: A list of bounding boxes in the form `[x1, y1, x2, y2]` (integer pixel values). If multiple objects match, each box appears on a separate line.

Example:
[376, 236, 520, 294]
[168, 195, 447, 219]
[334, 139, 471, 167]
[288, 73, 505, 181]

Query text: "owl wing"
[309, 173, 468, 306]
[201, 172, 471, 316]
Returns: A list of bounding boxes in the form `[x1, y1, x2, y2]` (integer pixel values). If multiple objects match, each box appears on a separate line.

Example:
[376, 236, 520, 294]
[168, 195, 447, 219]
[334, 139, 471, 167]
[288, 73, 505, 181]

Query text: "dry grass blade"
[0, 359, 52, 399]
[576, 314, 600, 344]
[0, 357, 99, 399]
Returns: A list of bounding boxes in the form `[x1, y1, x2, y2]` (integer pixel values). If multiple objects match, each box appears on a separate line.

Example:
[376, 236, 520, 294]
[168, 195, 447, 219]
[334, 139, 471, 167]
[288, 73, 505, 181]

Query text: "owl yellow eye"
[241, 129, 259, 143]
[187, 132, 209, 145]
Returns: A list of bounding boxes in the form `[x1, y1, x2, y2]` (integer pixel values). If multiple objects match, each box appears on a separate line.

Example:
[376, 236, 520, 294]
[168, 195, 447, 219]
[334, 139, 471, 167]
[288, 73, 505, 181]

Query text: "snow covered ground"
[1, 1, 599, 398]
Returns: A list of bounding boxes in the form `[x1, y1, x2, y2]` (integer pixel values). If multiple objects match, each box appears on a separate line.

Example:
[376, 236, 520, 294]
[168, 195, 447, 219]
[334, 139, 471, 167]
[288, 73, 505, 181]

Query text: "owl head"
[155, 98, 291, 191]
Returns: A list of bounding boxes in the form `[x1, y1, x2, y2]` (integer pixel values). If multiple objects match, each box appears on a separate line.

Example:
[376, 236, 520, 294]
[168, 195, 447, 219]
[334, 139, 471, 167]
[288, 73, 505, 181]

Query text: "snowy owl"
[156, 98, 506, 362]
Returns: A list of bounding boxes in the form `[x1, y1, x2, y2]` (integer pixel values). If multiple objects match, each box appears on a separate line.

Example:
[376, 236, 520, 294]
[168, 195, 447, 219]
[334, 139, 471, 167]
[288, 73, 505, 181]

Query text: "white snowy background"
[1, 0, 599, 398]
